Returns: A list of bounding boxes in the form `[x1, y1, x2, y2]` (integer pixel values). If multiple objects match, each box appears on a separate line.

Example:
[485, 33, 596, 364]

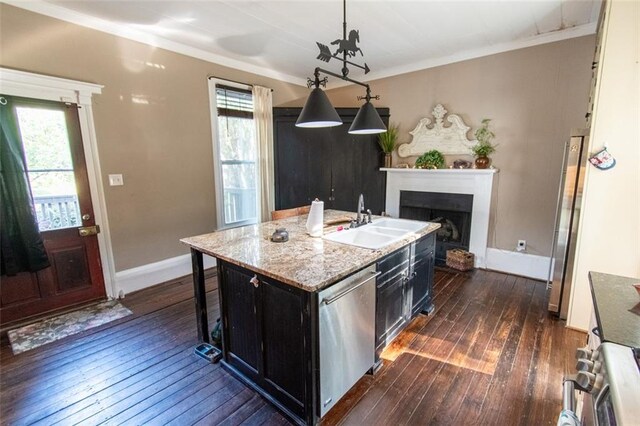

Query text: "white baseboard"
[114, 247, 549, 296]
[115, 253, 217, 296]
[485, 248, 551, 281]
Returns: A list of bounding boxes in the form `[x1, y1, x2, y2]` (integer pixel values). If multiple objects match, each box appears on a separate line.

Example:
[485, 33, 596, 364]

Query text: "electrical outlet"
[109, 174, 124, 186]
[516, 240, 526, 252]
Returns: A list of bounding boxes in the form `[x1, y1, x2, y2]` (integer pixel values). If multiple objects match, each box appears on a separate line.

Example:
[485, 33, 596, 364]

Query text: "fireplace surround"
[382, 168, 498, 268]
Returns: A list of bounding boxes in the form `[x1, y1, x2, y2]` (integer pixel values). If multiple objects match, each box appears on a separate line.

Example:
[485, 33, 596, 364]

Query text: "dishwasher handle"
[322, 271, 381, 305]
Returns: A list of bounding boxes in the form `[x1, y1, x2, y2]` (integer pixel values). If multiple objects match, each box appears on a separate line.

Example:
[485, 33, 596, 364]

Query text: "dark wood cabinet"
[374, 233, 436, 361]
[221, 265, 260, 373]
[273, 108, 390, 214]
[408, 233, 436, 317]
[213, 231, 435, 425]
[375, 246, 410, 357]
[218, 261, 315, 423]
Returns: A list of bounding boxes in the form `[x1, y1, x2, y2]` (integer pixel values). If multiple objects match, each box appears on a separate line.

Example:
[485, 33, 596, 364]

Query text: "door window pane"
[16, 107, 81, 231]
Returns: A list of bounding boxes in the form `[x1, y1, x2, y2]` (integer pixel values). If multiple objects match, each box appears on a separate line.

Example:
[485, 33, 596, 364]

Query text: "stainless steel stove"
[560, 342, 640, 425]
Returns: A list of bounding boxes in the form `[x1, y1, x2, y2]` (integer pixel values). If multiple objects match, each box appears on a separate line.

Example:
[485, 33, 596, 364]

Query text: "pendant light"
[349, 88, 386, 134]
[295, 75, 342, 128]
[296, 0, 386, 134]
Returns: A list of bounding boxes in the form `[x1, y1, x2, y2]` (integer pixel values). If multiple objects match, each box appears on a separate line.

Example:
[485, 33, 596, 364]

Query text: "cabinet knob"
[576, 358, 593, 372]
[250, 275, 260, 287]
[575, 347, 592, 360]
[576, 371, 596, 391]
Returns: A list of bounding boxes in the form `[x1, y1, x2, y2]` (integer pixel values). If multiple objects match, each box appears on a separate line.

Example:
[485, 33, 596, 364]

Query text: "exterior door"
[1, 96, 105, 325]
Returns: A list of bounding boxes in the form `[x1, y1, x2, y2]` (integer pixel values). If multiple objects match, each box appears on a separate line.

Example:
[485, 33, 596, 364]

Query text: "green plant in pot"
[378, 123, 399, 168]
[415, 150, 446, 169]
[471, 118, 497, 169]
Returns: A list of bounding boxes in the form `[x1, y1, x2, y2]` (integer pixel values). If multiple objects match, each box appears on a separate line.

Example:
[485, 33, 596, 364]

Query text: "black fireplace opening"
[399, 191, 473, 265]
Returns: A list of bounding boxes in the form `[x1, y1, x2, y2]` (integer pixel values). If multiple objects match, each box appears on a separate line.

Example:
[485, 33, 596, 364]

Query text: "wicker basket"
[446, 249, 475, 271]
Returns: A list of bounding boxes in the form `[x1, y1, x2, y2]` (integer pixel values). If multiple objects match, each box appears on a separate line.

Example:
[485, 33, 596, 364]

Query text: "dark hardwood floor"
[0, 268, 585, 425]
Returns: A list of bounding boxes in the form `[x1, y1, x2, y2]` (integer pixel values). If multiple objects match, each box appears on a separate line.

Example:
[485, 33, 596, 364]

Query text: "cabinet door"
[260, 278, 306, 417]
[408, 251, 434, 317]
[375, 270, 408, 355]
[375, 247, 410, 355]
[330, 124, 357, 212]
[220, 264, 260, 376]
[273, 117, 312, 209]
[306, 128, 333, 207]
[408, 234, 436, 317]
[330, 119, 387, 214]
[274, 107, 389, 213]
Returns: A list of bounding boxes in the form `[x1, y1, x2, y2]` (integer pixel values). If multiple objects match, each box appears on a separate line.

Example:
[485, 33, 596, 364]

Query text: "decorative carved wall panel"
[398, 104, 477, 157]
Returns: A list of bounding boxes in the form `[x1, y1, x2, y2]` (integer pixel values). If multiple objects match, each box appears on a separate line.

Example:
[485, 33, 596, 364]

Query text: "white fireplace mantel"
[381, 168, 499, 268]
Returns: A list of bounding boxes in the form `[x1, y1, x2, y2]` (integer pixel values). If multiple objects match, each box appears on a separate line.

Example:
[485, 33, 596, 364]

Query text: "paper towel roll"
[306, 199, 324, 237]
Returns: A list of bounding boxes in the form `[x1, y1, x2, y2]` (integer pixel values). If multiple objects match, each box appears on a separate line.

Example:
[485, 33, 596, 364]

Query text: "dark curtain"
[0, 95, 50, 276]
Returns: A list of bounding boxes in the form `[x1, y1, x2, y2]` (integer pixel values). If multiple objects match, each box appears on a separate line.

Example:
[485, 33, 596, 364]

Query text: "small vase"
[384, 153, 393, 168]
[475, 156, 491, 169]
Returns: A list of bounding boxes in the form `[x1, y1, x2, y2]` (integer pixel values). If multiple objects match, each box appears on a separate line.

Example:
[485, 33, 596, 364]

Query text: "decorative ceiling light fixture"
[295, 0, 387, 134]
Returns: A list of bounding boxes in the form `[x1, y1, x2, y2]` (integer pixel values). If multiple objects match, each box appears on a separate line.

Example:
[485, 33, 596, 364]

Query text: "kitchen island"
[181, 210, 440, 425]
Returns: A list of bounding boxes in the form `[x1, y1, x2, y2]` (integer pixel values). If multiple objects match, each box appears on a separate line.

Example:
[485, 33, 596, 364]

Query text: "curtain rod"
[207, 75, 273, 92]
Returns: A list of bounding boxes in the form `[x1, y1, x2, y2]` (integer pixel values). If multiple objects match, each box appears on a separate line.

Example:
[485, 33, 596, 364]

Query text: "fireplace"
[399, 191, 473, 264]
[382, 168, 498, 268]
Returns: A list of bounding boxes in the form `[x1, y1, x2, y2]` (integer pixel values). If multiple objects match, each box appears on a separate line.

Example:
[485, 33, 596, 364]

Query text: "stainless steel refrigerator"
[547, 128, 589, 319]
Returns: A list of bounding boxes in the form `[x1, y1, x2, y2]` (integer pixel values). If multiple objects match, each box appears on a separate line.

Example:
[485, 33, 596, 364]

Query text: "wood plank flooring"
[0, 268, 585, 425]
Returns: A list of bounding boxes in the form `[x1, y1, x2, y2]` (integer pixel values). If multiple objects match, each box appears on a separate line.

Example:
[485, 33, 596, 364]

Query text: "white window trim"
[207, 78, 260, 230]
[0, 67, 118, 299]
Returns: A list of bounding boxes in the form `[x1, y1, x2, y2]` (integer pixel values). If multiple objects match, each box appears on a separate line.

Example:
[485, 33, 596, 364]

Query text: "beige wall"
[568, 0, 640, 331]
[0, 5, 308, 271]
[314, 36, 596, 256]
[0, 4, 597, 271]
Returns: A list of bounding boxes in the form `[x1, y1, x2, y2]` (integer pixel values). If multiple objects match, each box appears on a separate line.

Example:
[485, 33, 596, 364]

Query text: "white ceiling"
[9, 0, 601, 86]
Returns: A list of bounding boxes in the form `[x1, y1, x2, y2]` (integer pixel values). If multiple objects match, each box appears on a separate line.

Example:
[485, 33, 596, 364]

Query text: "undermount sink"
[322, 217, 429, 250]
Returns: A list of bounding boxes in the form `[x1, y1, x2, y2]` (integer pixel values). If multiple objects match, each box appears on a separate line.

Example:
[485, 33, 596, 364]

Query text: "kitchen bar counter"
[589, 271, 640, 348]
[181, 209, 440, 292]
[182, 211, 440, 425]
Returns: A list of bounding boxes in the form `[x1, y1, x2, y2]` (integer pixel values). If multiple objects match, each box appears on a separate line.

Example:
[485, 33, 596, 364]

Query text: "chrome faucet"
[351, 194, 372, 228]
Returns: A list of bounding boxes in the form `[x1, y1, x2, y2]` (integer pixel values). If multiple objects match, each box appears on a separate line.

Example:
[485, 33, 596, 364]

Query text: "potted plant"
[471, 118, 497, 169]
[378, 123, 399, 168]
[415, 150, 446, 169]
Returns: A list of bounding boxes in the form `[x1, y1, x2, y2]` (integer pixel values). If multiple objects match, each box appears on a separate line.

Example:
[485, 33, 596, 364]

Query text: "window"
[16, 105, 82, 231]
[210, 82, 258, 228]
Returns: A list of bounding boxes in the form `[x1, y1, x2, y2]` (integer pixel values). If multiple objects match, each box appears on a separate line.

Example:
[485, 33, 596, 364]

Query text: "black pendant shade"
[348, 101, 387, 134]
[295, 87, 342, 128]
[298, 0, 384, 134]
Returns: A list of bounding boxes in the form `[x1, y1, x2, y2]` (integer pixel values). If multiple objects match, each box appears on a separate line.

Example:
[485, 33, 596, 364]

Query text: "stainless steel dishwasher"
[318, 265, 378, 417]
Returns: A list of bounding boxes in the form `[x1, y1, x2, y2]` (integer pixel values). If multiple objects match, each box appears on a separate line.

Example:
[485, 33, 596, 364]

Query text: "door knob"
[78, 225, 100, 237]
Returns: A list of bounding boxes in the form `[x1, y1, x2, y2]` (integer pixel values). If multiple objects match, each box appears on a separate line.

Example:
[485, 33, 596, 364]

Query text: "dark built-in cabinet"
[273, 108, 390, 215]
[217, 261, 316, 423]
[375, 233, 435, 362]
[215, 232, 435, 425]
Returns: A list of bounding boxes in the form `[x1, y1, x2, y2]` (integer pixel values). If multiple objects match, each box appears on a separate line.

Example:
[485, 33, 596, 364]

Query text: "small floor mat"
[8, 300, 132, 354]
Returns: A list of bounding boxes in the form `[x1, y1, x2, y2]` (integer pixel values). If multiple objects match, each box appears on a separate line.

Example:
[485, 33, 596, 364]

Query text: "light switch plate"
[109, 174, 124, 186]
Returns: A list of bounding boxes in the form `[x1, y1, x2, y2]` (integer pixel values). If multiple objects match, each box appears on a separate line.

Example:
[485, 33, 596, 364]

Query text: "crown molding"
[4, 1, 596, 90]
[326, 22, 598, 90]
[2, 0, 308, 87]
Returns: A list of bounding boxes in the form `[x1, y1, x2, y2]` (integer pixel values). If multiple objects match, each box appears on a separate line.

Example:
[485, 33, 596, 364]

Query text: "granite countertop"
[181, 210, 440, 292]
[589, 271, 640, 348]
